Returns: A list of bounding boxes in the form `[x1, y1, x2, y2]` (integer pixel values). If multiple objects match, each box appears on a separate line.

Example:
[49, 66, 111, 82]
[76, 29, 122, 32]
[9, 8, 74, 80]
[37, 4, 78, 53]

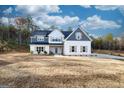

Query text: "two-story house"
[30, 27, 92, 55]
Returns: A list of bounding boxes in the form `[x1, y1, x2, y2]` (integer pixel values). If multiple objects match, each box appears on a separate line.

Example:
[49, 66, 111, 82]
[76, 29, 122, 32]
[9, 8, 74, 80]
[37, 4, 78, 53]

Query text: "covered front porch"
[49, 45, 63, 55]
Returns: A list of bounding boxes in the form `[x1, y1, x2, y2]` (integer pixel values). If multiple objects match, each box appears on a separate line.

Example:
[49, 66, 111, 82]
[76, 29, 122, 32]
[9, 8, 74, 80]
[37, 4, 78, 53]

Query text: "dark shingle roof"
[30, 42, 49, 45]
[61, 31, 72, 38]
[31, 30, 72, 38]
[30, 30, 52, 37]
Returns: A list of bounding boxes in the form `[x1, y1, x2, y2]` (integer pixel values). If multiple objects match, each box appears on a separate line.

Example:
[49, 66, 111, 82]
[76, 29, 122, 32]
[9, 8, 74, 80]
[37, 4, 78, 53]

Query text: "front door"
[55, 47, 58, 54]
[50, 46, 63, 55]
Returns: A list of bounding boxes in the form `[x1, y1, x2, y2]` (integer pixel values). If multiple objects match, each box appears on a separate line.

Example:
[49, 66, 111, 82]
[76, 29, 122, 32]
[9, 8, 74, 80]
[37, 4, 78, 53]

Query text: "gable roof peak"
[78, 25, 86, 31]
[79, 26, 92, 41]
[48, 29, 64, 36]
[65, 26, 92, 41]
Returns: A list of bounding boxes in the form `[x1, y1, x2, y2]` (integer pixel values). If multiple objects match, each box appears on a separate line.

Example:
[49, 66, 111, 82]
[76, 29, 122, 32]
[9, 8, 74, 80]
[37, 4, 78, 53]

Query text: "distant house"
[30, 27, 92, 55]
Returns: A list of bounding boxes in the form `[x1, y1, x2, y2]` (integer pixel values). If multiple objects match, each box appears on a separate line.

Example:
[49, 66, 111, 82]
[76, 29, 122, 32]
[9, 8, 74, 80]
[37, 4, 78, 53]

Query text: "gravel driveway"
[93, 53, 124, 60]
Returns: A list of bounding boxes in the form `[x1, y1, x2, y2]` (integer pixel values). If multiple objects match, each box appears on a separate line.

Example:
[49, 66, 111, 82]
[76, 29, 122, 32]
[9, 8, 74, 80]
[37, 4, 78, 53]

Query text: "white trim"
[64, 41, 91, 55]
[30, 45, 49, 54]
[48, 29, 64, 37]
[48, 29, 64, 43]
[37, 35, 45, 41]
[79, 27, 92, 41]
[30, 37, 33, 42]
[65, 27, 92, 41]
[64, 29, 76, 41]
[49, 45, 63, 46]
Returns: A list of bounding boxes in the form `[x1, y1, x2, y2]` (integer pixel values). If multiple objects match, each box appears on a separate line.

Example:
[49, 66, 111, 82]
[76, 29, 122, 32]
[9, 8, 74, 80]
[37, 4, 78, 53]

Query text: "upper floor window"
[30, 37, 33, 42]
[37, 36, 44, 41]
[52, 38, 61, 42]
[50, 36, 63, 42]
[75, 32, 82, 40]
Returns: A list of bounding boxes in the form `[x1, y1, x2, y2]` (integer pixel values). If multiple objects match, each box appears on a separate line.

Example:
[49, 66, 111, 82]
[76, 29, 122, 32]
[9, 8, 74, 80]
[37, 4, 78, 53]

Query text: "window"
[72, 46, 75, 52]
[37, 36, 44, 41]
[36, 47, 45, 52]
[41, 47, 44, 52]
[75, 32, 82, 40]
[80, 46, 87, 52]
[70, 46, 77, 52]
[50, 36, 63, 42]
[51, 37, 62, 42]
[30, 37, 35, 43]
[52, 38, 61, 42]
[83, 46, 86, 52]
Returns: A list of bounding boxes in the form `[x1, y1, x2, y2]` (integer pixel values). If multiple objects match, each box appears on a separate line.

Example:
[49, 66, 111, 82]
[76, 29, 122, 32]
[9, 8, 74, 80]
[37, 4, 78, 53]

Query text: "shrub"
[44, 51, 47, 55]
[49, 51, 54, 55]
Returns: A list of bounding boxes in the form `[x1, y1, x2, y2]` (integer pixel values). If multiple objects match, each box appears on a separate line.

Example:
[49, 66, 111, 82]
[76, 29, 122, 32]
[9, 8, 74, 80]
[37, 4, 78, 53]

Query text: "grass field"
[0, 52, 124, 88]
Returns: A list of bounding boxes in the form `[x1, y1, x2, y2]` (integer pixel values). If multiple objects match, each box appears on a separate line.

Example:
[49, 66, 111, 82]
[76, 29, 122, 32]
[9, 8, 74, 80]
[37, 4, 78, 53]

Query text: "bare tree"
[15, 17, 28, 45]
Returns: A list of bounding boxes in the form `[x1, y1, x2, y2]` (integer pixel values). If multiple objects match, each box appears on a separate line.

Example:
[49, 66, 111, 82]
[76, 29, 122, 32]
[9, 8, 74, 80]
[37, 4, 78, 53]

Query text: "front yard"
[0, 52, 124, 88]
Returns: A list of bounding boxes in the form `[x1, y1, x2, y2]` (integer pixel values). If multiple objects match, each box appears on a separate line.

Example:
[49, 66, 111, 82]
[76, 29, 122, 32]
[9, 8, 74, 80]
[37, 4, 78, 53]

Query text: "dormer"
[36, 35, 45, 42]
[48, 29, 64, 43]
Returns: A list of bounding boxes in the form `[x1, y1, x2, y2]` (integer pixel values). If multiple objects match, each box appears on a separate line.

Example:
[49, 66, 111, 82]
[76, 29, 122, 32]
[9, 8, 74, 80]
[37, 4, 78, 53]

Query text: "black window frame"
[70, 46, 77, 52]
[36, 47, 44, 52]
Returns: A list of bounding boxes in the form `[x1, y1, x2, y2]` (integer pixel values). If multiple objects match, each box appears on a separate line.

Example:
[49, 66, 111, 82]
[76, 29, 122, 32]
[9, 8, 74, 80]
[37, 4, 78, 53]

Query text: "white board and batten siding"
[48, 29, 64, 43]
[30, 45, 49, 54]
[64, 41, 91, 55]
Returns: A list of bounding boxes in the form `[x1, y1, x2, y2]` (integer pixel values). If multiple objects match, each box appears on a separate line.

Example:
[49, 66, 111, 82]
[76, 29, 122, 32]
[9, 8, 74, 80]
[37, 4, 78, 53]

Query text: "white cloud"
[94, 5, 124, 16]
[1, 17, 9, 25]
[80, 5, 124, 16]
[33, 17, 51, 29]
[0, 17, 16, 26]
[80, 5, 91, 8]
[81, 15, 121, 30]
[16, 5, 61, 16]
[15, 5, 80, 30]
[3, 7, 13, 14]
[89, 34, 99, 38]
[33, 14, 79, 29]
[95, 6, 118, 11]
[1, 5, 79, 30]
[43, 15, 79, 25]
[119, 6, 124, 16]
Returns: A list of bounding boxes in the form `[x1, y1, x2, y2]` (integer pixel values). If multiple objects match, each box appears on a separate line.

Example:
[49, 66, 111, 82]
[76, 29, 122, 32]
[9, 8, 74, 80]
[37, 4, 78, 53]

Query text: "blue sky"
[0, 5, 124, 37]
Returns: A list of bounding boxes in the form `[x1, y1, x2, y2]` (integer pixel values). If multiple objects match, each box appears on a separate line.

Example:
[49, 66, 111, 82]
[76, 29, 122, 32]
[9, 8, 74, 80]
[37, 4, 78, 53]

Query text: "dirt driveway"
[0, 52, 124, 88]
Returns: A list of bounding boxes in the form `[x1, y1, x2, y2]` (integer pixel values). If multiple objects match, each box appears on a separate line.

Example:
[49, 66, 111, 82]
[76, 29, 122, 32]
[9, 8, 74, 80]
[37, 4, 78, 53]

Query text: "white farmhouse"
[30, 27, 92, 55]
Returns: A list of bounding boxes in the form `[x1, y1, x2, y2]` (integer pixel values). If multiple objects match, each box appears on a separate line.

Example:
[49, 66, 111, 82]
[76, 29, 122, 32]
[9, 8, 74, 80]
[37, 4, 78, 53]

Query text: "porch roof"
[30, 42, 63, 45]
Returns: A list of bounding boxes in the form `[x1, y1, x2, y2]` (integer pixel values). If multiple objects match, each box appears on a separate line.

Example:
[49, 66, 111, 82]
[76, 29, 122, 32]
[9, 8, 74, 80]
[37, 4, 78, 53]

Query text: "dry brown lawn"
[0, 52, 124, 88]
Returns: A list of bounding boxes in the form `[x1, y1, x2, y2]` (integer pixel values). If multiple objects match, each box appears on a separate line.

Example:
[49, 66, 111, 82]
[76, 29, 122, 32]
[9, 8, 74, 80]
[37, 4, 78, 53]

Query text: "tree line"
[0, 16, 35, 52]
[92, 33, 124, 51]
